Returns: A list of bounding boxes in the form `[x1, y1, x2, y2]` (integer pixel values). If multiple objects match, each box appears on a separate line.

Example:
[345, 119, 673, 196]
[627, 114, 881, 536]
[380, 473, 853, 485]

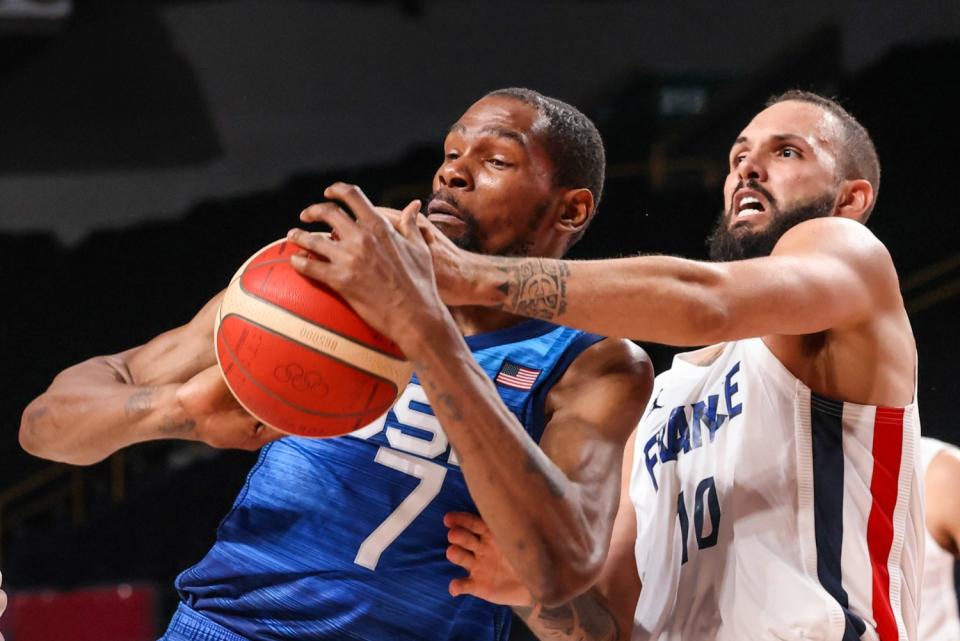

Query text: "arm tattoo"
[125, 388, 154, 417]
[157, 416, 196, 435]
[494, 258, 570, 321]
[437, 393, 465, 421]
[514, 589, 620, 641]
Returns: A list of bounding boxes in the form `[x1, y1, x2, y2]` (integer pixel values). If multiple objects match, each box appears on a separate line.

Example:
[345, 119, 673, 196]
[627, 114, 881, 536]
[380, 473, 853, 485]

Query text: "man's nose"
[438, 158, 473, 190]
[736, 153, 766, 182]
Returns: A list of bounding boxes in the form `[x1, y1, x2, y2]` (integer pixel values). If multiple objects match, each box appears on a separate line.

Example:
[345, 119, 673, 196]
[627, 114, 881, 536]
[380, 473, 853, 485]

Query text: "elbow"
[530, 567, 598, 608]
[690, 299, 732, 345]
[19, 400, 57, 461]
[676, 284, 733, 345]
[525, 496, 612, 606]
[668, 263, 736, 346]
[528, 542, 606, 607]
[19, 422, 51, 462]
[19, 400, 84, 464]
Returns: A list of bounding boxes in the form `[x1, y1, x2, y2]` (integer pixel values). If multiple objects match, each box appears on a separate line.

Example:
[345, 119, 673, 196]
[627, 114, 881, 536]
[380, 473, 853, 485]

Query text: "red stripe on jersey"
[866, 406, 905, 641]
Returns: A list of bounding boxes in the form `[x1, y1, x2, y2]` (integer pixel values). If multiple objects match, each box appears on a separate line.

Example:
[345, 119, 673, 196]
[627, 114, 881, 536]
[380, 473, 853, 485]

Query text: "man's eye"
[488, 158, 509, 168]
[445, 152, 460, 161]
[780, 148, 800, 158]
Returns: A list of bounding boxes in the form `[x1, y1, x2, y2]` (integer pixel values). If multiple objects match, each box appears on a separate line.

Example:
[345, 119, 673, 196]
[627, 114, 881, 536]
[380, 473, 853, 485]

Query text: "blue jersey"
[162, 320, 604, 641]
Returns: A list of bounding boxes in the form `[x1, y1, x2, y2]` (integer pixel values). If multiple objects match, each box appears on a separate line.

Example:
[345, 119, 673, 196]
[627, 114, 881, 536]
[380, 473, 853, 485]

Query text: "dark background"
[0, 1, 958, 638]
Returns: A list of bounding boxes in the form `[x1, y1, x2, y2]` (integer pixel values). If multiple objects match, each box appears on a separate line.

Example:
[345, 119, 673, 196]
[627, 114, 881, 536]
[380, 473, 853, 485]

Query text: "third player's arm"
[925, 448, 960, 556]
[19, 292, 277, 465]
[444, 217, 897, 345]
[413, 327, 651, 606]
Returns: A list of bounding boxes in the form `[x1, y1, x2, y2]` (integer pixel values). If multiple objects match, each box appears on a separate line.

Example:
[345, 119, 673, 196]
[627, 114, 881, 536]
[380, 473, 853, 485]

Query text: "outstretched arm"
[20, 293, 281, 465]
[431, 216, 898, 345]
[288, 184, 652, 605]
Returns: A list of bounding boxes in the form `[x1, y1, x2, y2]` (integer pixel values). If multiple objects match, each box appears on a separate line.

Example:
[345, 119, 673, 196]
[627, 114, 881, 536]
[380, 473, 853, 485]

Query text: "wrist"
[163, 383, 203, 442]
[397, 307, 461, 364]
[460, 252, 503, 307]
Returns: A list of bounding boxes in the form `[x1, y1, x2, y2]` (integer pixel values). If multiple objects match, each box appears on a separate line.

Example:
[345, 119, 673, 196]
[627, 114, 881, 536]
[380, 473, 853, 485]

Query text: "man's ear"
[835, 179, 874, 221]
[557, 188, 595, 234]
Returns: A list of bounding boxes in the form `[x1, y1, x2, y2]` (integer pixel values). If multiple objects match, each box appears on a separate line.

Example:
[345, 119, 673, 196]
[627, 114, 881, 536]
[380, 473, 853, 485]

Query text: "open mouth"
[733, 190, 767, 218]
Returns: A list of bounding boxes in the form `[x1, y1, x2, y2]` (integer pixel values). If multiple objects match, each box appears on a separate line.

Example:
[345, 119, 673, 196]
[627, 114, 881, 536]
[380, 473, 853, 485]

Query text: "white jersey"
[629, 338, 923, 641]
[918, 437, 960, 641]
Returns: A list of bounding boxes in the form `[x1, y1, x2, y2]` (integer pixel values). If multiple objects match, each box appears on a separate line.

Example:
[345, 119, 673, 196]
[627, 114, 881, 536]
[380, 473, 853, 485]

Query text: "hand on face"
[287, 183, 453, 355]
[376, 209, 475, 308]
[443, 511, 533, 606]
[176, 365, 283, 450]
[417, 215, 479, 307]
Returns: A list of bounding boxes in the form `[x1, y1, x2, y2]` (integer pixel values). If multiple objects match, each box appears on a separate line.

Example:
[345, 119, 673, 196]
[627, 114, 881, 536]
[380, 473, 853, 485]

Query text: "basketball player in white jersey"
[290, 90, 922, 640]
[918, 437, 960, 640]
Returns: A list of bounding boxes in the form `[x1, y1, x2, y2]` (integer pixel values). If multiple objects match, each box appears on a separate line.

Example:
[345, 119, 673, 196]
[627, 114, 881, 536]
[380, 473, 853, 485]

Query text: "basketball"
[214, 238, 413, 437]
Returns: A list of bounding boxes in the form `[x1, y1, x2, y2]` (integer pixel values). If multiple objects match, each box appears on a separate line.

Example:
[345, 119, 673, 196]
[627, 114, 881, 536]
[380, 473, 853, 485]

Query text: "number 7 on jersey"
[354, 446, 447, 570]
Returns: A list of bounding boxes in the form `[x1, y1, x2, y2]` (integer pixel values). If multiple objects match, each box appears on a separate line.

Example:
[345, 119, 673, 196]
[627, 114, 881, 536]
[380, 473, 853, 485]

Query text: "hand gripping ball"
[215, 238, 413, 437]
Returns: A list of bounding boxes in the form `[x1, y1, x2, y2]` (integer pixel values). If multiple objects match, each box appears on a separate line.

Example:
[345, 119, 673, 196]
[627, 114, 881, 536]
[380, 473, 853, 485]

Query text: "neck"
[449, 305, 531, 337]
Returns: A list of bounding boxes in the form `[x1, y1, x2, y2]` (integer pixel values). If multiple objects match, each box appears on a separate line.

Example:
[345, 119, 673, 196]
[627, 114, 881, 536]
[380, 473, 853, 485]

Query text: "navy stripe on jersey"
[811, 393, 867, 639]
[954, 558, 960, 624]
[464, 319, 558, 350]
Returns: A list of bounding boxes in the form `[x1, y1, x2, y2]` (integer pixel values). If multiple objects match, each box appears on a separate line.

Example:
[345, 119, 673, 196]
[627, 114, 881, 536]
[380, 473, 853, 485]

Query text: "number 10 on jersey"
[676, 476, 721, 564]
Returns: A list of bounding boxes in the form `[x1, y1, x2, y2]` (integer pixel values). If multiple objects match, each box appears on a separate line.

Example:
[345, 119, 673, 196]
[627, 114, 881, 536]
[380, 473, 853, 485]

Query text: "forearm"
[409, 318, 606, 604]
[514, 588, 623, 641]
[462, 254, 731, 346]
[19, 358, 193, 465]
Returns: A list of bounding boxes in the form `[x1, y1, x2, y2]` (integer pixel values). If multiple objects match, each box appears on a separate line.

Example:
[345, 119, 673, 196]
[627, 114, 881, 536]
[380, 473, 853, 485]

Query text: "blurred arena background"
[0, 0, 958, 638]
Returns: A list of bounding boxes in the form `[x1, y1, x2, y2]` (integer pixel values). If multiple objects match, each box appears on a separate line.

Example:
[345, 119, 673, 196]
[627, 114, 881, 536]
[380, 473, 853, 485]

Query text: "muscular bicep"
[716, 217, 899, 339]
[114, 291, 223, 387]
[539, 339, 653, 530]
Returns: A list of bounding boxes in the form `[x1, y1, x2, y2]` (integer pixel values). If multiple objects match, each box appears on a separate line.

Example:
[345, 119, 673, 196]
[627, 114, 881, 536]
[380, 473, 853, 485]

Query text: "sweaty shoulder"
[764, 216, 915, 406]
[772, 216, 901, 306]
[545, 338, 653, 438]
[559, 338, 653, 392]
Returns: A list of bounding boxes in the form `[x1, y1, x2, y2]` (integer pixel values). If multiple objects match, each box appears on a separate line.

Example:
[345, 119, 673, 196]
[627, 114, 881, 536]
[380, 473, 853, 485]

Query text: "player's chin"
[431, 220, 468, 243]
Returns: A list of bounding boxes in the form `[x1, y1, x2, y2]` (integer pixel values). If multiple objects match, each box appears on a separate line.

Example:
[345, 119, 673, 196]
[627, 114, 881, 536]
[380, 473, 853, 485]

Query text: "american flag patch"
[495, 361, 541, 390]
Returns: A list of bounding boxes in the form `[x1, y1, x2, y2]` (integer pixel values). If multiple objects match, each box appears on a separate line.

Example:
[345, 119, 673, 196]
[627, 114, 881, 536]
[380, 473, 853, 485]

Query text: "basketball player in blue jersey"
[291, 91, 922, 640]
[19, 88, 653, 641]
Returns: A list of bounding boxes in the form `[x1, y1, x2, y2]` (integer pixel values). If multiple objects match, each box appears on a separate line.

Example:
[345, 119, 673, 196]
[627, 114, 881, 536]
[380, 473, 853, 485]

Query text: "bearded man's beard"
[707, 192, 837, 261]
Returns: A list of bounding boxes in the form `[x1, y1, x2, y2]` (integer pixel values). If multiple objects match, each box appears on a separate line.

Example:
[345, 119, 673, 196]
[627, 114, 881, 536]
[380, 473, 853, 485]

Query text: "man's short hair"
[766, 90, 881, 221]
[486, 87, 606, 246]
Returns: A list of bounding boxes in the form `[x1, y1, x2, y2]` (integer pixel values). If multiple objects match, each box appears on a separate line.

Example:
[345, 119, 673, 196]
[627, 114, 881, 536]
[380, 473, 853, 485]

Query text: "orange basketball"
[214, 238, 413, 437]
